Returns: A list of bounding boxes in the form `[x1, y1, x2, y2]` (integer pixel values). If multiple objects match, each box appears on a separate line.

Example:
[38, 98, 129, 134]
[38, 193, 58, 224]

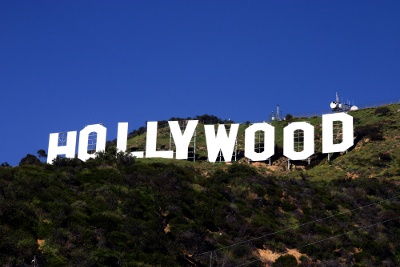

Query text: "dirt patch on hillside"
[257, 248, 309, 266]
[37, 239, 45, 252]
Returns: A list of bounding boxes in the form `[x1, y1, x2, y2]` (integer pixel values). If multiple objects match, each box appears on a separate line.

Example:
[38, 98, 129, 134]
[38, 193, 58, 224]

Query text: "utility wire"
[196, 193, 400, 257]
[236, 214, 400, 267]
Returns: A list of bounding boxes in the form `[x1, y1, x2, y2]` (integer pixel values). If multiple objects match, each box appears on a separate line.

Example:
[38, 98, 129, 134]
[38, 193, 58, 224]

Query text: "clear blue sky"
[1, 0, 399, 165]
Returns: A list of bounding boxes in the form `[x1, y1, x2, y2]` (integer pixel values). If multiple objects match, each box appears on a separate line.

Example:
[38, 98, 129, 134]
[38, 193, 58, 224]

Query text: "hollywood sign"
[47, 113, 353, 164]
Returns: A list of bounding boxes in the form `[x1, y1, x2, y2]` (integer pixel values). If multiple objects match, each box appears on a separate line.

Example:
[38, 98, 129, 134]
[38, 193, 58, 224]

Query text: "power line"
[236, 214, 400, 267]
[196, 193, 400, 257]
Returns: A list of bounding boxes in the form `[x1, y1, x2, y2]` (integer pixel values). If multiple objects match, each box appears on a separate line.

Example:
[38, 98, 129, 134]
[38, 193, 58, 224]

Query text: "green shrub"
[374, 106, 391, 116]
[281, 201, 296, 212]
[273, 254, 298, 267]
[355, 123, 384, 141]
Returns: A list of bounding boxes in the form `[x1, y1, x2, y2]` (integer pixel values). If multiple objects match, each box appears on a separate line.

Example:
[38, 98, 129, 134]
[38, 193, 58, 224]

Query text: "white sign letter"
[78, 124, 107, 161]
[205, 124, 239, 163]
[117, 122, 144, 158]
[145, 121, 173, 158]
[47, 131, 77, 164]
[245, 123, 275, 161]
[284, 122, 314, 160]
[322, 113, 354, 154]
[169, 120, 198, 159]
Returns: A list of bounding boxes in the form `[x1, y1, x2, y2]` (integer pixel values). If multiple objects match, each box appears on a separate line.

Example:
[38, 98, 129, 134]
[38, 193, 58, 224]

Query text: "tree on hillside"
[37, 149, 47, 160]
[19, 154, 41, 166]
[195, 114, 224, 124]
[285, 114, 293, 121]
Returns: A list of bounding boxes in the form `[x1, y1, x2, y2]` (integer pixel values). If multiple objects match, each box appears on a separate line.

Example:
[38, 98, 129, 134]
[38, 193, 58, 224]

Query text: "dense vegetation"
[1, 104, 400, 266]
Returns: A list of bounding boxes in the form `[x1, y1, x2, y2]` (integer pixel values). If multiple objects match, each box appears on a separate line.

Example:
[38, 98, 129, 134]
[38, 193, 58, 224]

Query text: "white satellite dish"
[350, 105, 359, 111]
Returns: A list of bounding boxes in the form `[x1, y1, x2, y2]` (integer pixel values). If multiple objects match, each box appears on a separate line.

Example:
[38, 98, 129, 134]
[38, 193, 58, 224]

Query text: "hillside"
[125, 103, 400, 178]
[1, 103, 400, 266]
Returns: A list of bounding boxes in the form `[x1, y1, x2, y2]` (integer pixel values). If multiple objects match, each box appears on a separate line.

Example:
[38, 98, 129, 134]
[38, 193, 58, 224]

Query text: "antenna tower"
[276, 105, 280, 121]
